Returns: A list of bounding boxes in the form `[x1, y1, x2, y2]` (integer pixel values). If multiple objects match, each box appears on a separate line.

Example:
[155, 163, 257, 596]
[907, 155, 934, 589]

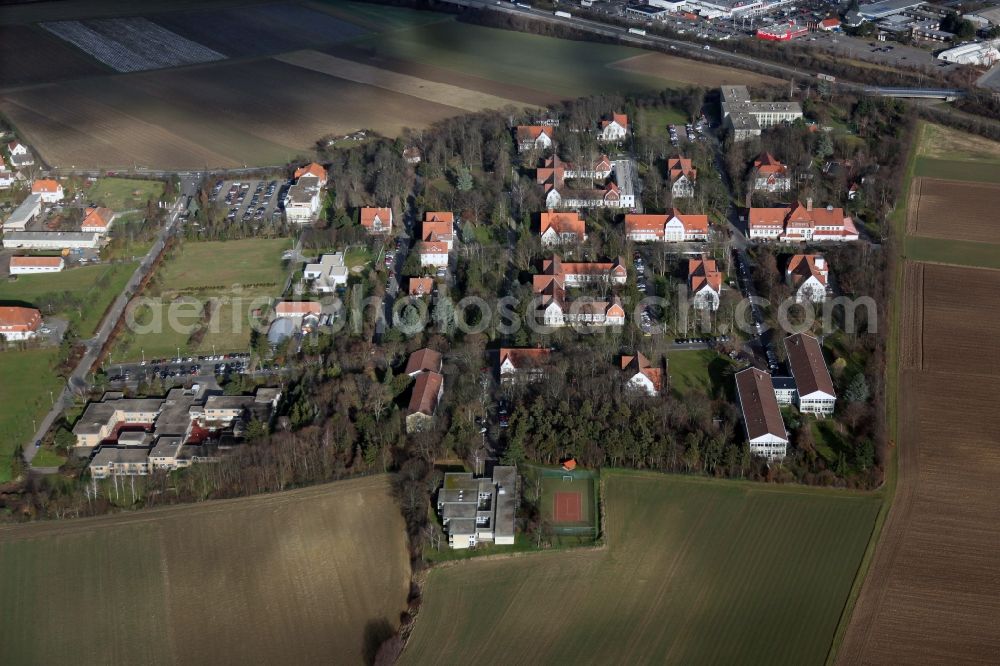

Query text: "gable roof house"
[786, 254, 829, 303]
[515, 125, 554, 152]
[7, 140, 34, 167]
[360, 207, 392, 235]
[408, 277, 434, 297]
[751, 152, 792, 192]
[621, 352, 663, 396]
[9, 255, 64, 274]
[667, 157, 697, 198]
[735, 367, 789, 460]
[624, 210, 709, 242]
[598, 113, 629, 142]
[499, 347, 551, 383]
[405, 348, 443, 377]
[532, 256, 626, 327]
[784, 333, 836, 416]
[274, 301, 322, 319]
[0, 168, 16, 189]
[81, 207, 116, 234]
[293, 162, 328, 187]
[537, 156, 631, 210]
[747, 199, 858, 242]
[31, 178, 63, 203]
[688, 255, 722, 311]
[406, 352, 444, 434]
[0, 305, 42, 341]
[539, 212, 586, 246]
[421, 212, 455, 249]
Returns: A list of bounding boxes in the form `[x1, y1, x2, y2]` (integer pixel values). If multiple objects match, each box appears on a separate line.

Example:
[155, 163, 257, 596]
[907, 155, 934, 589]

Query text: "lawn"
[904, 235, 1000, 270]
[0, 262, 137, 336]
[111, 238, 291, 361]
[0, 477, 410, 666]
[0, 349, 63, 482]
[81, 177, 165, 210]
[667, 348, 735, 399]
[636, 105, 690, 138]
[403, 471, 880, 665]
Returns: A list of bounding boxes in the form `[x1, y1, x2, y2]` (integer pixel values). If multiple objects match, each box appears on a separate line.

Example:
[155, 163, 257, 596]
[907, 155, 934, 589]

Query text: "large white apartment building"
[437, 467, 517, 549]
[721, 85, 803, 141]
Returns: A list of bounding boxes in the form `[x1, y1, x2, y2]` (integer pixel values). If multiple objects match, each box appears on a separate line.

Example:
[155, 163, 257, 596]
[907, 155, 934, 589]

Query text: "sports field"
[0, 261, 137, 336]
[0, 349, 63, 482]
[404, 471, 880, 665]
[112, 238, 290, 360]
[0, 476, 411, 665]
[539, 474, 595, 529]
[0, 1, 767, 168]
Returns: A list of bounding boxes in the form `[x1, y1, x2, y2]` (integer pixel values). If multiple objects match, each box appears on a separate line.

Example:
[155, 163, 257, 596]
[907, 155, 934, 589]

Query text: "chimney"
[806, 197, 813, 212]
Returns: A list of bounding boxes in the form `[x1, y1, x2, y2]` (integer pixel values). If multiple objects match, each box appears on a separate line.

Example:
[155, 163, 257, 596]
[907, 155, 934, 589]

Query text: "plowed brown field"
[907, 177, 1000, 244]
[838, 262, 1000, 665]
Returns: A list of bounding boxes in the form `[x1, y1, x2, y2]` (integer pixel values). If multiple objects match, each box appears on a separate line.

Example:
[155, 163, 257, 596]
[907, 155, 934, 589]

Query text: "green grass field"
[903, 235, 1000, 270]
[81, 178, 165, 210]
[349, 20, 675, 97]
[636, 105, 690, 137]
[0, 477, 410, 665]
[0, 349, 63, 482]
[913, 157, 1000, 184]
[667, 348, 735, 399]
[403, 471, 880, 665]
[0, 262, 136, 336]
[112, 239, 291, 361]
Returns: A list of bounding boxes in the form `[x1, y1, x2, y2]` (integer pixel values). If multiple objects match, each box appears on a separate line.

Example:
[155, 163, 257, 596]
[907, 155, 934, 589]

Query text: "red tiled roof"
[408, 277, 434, 296]
[274, 301, 321, 317]
[667, 156, 697, 183]
[753, 152, 788, 175]
[408, 371, 443, 416]
[424, 211, 454, 223]
[10, 256, 62, 268]
[499, 347, 551, 369]
[688, 255, 722, 293]
[748, 207, 788, 230]
[0, 306, 41, 331]
[418, 240, 449, 255]
[539, 212, 585, 238]
[360, 207, 392, 229]
[422, 220, 453, 242]
[294, 162, 327, 182]
[31, 179, 60, 193]
[601, 113, 628, 130]
[625, 210, 708, 236]
[82, 206, 114, 229]
[786, 254, 828, 289]
[516, 126, 553, 142]
[405, 348, 442, 376]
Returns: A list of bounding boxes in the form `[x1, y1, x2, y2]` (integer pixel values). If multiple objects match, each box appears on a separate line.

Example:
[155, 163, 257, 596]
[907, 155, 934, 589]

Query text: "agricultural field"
[41, 18, 224, 72]
[0, 349, 63, 482]
[610, 52, 784, 87]
[916, 122, 1000, 164]
[0, 25, 108, 89]
[0, 261, 137, 336]
[839, 124, 1000, 663]
[111, 238, 290, 360]
[404, 471, 879, 665]
[152, 3, 372, 58]
[907, 178, 1000, 244]
[0, 2, 768, 168]
[0, 476, 411, 665]
[667, 348, 735, 399]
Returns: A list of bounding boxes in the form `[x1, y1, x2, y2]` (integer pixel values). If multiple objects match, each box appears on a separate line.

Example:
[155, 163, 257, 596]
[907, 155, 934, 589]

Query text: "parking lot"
[210, 178, 287, 225]
[103, 351, 289, 386]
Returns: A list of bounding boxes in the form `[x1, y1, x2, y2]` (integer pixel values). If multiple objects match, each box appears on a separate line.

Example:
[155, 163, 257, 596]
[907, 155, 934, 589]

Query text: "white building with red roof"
[274, 301, 321, 319]
[499, 347, 551, 383]
[751, 152, 792, 192]
[539, 212, 586, 246]
[625, 210, 709, 242]
[688, 255, 722, 311]
[31, 178, 63, 203]
[9, 255, 64, 274]
[293, 162, 327, 187]
[0, 305, 42, 341]
[515, 125, 554, 152]
[360, 207, 392, 235]
[81, 207, 117, 234]
[532, 256, 626, 327]
[598, 113, 629, 142]
[667, 156, 697, 198]
[621, 352, 662, 396]
[748, 199, 858, 242]
[786, 254, 829, 303]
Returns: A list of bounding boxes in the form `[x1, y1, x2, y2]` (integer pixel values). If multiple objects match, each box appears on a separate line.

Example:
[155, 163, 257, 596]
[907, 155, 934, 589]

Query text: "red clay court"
[553, 491, 583, 523]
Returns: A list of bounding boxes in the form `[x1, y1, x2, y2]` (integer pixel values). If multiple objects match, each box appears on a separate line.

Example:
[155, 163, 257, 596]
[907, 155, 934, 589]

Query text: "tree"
[814, 132, 833, 159]
[455, 166, 473, 192]
[845, 372, 870, 403]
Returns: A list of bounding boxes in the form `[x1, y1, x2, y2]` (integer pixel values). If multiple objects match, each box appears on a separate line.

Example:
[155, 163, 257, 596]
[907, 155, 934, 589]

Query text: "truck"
[628, 28, 646, 35]
[554, 10, 571, 18]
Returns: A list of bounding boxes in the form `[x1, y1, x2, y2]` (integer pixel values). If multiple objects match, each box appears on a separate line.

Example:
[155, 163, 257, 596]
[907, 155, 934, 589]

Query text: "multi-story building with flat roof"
[437, 466, 517, 549]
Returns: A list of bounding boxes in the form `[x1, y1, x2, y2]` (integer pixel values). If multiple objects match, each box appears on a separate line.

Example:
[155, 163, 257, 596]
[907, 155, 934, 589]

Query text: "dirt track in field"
[609, 52, 785, 87]
[907, 177, 1000, 244]
[837, 262, 1000, 665]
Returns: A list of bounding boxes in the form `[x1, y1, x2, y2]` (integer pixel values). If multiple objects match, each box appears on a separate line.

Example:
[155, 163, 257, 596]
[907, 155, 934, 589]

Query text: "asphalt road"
[23, 174, 199, 466]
